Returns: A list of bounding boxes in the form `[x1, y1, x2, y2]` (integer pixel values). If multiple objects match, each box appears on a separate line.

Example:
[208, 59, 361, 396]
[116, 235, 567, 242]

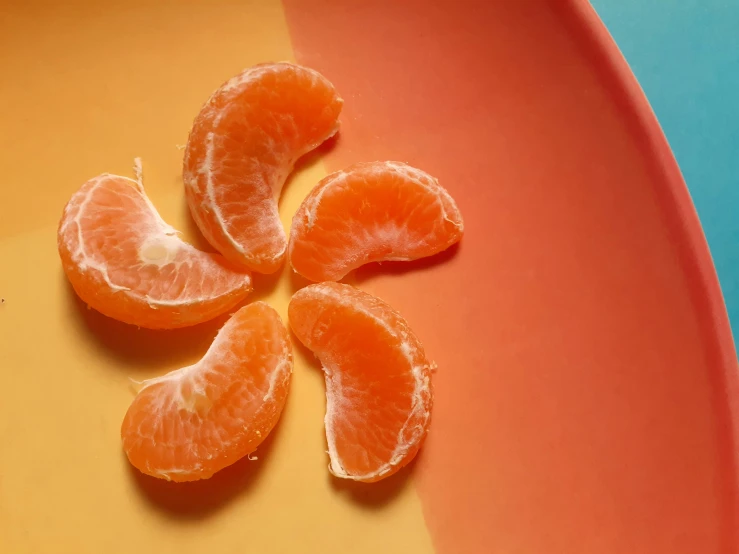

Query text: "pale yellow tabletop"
[0, 1, 432, 552]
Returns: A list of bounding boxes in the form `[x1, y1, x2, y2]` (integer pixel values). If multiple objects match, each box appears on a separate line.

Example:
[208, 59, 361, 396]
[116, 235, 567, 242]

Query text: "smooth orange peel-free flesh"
[57, 172, 252, 329]
[184, 62, 343, 274]
[288, 282, 433, 482]
[288, 161, 464, 282]
[121, 302, 293, 482]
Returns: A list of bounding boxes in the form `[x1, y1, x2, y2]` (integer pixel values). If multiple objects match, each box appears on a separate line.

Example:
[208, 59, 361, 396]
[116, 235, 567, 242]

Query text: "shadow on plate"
[289, 327, 320, 369]
[288, 269, 316, 294]
[329, 454, 420, 509]
[127, 412, 284, 521]
[248, 268, 283, 303]
[284, 132, 339, 196]
[291, 326, 421, 509]
[62, 226, 287, 373]
[64, 276, 229, 374]
[174, 176, 217, 253]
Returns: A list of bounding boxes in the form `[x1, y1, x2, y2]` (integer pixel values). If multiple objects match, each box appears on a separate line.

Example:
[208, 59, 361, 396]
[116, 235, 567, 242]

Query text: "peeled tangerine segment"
[184, 62, 343, 274]
[288, 282, 433, 483]
[121, 302, 292, 482]
[57, 173, 251, 329]
[288, 161, 464, 282]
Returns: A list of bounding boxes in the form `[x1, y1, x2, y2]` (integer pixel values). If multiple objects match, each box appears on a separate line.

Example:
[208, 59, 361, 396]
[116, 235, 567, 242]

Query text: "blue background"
[592, 0, 739, 346]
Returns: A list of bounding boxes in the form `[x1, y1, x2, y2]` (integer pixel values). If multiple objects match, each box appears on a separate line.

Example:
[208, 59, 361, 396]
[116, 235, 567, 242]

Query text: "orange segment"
[288, 161, 464, 282]
[184, 62, 343, 274]
[288, 282, 433, 482]
[121, 302, 292, 482]
[57, 173, 252, 329]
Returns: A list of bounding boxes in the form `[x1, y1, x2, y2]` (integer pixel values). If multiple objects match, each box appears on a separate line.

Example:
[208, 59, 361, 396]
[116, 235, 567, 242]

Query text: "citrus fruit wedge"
[121, 301, 292, 482]
[288, 282, 433, 482]
[288, 161, 464, 282]
[58, 172, 252, 329]
[184, 62, 343, 274]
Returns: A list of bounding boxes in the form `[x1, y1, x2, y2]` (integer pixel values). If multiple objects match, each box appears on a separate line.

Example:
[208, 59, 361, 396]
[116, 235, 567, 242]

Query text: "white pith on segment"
[58, 172, 250, 310]
[184, 62, 342, 269]
[288, 161, 464, 281]
[295, 283, 432, 482]
[124, 302, 293, 481]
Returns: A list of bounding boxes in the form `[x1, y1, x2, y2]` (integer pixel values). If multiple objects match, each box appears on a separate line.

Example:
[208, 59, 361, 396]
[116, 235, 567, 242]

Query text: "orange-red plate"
[1, 1, 736, 553]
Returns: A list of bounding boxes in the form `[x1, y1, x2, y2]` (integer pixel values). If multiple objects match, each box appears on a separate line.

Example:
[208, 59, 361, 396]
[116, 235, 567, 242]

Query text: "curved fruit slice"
[184, 62, 343, 274]
[58, 173, 252, 329]
[288, 161, 464, 282]
[121, 301, 292, 482]
[288, 282, 432, 482]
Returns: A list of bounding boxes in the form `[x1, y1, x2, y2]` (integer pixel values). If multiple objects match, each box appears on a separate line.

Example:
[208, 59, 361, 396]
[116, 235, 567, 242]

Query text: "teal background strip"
[592, 0, 739, 346]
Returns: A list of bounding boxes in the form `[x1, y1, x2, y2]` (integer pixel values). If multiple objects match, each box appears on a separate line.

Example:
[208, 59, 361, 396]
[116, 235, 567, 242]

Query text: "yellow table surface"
[0, 1, 433, 552]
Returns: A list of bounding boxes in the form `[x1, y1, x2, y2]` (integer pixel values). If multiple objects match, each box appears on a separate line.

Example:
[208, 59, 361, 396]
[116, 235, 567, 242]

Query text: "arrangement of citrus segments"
[57, 62, 464, 483]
